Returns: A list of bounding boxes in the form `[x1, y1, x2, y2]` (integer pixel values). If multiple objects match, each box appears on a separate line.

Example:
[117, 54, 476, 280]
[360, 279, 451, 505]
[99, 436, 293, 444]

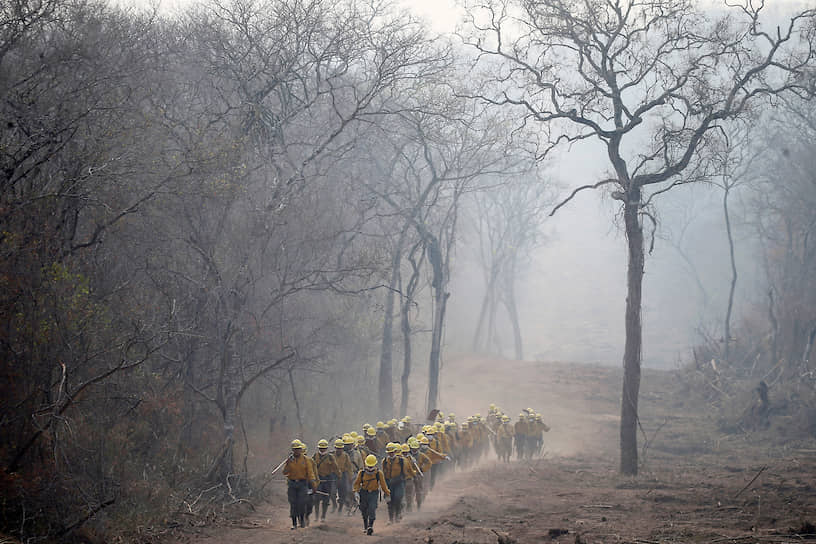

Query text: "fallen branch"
[734, 466, 768, 499]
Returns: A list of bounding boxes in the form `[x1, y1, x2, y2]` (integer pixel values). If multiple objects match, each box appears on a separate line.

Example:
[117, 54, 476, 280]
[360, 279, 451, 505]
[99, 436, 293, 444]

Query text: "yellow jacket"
[283, 454, 316, 482]
[382, 455, 409, 480]
[497, 423, 514, 439]
[313, 451, 339, 478]
[424, 445, 446, 464]
[415, 451, 432, 474]
[335, 450, 354, 476]
[402, 454, 419, 479]
[353, 469, 390, 494]
[348, 448, 364, 472]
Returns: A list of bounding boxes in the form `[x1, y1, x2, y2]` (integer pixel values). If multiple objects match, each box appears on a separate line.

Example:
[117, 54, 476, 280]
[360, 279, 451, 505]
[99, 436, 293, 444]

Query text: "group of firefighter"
[281, 405, 549, 535]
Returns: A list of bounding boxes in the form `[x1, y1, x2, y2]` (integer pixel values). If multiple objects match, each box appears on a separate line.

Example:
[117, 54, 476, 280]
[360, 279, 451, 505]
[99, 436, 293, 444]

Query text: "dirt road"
[170, 357, 816, 543]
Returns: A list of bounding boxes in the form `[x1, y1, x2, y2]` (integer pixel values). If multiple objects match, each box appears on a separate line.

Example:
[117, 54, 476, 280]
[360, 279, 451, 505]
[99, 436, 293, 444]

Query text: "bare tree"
[469, 172, 550, 360]
[751, 97, 816, 376]
[462, 0, 816, 474]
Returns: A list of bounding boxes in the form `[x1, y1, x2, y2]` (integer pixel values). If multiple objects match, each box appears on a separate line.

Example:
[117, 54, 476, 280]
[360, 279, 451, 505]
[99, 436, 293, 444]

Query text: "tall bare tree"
[462, 0, 816, 474]
[469, 172, 550, 360]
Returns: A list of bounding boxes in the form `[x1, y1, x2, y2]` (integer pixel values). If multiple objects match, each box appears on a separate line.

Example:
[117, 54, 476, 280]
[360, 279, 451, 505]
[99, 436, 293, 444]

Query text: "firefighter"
[458, 421, 473, 468]
[382, 442, 410, 523]
[410, 438, 431, 510]
[302, 445, 319, 526]
[334, 438, 354, 514]
[313, 439, 339, 521]
[353, 454, 390, 535]
[283, 439, 316, 530]
[364, 426, 379, 457]
[400, 443, 418, 513]
[423, 427, 446, 489]
[533, 413, 551, 456]
[375, 421, 388, 452]
[496, 415, 514, 462]
[345, 434, 363, 473]
[514, 412, 528, 460]
[401, 416, 415, 439]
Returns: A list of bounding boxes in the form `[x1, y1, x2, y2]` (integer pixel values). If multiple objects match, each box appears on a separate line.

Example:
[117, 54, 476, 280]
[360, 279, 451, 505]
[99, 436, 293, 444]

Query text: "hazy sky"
[116, 0, 782, 368]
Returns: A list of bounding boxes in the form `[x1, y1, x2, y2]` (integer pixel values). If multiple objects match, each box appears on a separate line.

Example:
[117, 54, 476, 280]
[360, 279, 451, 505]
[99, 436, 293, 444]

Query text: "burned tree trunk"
[620, 195, 644, 476]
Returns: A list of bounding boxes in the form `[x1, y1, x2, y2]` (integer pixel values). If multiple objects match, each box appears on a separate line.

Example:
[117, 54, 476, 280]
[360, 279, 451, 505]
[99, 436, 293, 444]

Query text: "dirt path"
[168, 357, 816, 543]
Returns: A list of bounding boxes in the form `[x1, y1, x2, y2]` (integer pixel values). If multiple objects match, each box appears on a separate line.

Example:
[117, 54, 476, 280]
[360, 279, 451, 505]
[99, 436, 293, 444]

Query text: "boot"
[299, 514, 305, 528]
[367, 519, 374, 535]
[362, 516, 368, 533]
[321, 502, 327, 521]
[291, 516, 298, 530]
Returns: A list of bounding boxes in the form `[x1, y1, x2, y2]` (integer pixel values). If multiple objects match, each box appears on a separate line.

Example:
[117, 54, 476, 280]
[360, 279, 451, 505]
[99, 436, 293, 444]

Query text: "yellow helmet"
[334, 439, 344, 448]
[365, 454, 378, 467]
[489, 403, 496, 410]
[350, 431, 359, 438]
[317, 439, 329, 449]
[501, 415, 510, 422]
[402, 415, 412, 422]
[386, 442, 399, 453]
[420, 436, 430, 445]
[366, 427, 377, 437]
[401, 443, 410, 453]
[448, 413, 456, 420]
[356, 436, 366, 445]
[343, 435, 354, 445]
[376, 421, 385, 429]
[434, 422, 443, 431]
[436, 412, 444, 421]
[291, 439, 305, 449]
[461, 422, 469, 429]
[519, 412, 526, 418]
[416, 433, 425, 441]
[362, 423, 371, 430]
[408, 438, 420, 449]
[425, 427, 436, 435]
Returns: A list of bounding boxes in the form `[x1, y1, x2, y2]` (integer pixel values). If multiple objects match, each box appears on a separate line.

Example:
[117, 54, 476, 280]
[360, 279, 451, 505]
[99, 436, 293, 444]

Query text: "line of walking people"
[282, 408, 548, 535]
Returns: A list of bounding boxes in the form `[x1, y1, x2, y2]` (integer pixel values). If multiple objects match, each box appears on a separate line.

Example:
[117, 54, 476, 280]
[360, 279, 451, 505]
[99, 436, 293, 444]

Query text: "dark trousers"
[386, 479, 405, 521]
[287, 480, 309, 527]
[359, 489, 379, 529]
[413, 476, 424, 509]
[317, 478, 336, 518]
[515, 434, 526, 459]
[337, 474, 350, 512]
[404, 478, 415, 512]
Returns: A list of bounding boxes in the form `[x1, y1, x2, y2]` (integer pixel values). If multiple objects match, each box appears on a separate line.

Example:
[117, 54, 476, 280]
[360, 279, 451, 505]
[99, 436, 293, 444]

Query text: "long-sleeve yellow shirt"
[313, 451, 339, 478]
[334, 450, 354, 476]
[415, 451, 432, 474]
[382, 455, 409, 480]
[402, 454, 419, 480]
[353, 469, 390, 494]
[348, 448, 364, 471]
[283, 455, 316, 482]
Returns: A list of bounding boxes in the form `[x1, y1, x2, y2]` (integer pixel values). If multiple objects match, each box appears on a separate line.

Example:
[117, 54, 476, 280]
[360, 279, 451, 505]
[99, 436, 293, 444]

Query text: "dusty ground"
[167, 356, 816, 544]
